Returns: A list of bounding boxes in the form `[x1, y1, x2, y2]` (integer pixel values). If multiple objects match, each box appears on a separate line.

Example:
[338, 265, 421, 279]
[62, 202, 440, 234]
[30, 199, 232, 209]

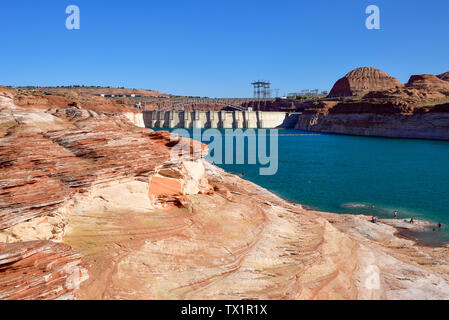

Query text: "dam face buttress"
[141, 110, 300, 129]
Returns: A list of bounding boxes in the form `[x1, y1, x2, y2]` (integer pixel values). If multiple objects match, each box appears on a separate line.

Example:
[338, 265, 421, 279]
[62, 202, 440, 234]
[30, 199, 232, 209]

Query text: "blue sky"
[0, 0, 448, 97]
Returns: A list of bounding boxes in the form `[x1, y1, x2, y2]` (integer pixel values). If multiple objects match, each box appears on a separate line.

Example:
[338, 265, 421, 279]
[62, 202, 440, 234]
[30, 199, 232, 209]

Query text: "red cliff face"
[329, 67, 403, 97]
[329, 100, 413, 115]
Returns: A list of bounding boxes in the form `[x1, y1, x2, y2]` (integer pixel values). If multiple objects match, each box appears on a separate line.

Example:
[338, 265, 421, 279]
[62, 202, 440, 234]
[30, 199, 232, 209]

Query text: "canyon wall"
[296, 110, 449, 140]
[296, 67, 449, 140]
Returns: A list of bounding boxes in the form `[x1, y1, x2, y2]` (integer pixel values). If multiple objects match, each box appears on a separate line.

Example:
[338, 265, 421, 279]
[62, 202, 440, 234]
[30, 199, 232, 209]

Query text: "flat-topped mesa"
[437, 71, 449, 82]
[329, 67, 403, 97]
[407, 74, 449, 92]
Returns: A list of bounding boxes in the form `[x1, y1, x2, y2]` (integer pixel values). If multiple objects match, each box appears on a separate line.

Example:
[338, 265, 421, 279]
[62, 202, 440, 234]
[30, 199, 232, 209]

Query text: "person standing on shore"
[394, 210, 398, 219]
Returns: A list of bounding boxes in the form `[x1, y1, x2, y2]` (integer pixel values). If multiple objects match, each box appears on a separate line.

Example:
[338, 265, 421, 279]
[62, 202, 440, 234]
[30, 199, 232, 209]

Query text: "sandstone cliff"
[296, 100, 449, 140]
[2, 88, 449, 299]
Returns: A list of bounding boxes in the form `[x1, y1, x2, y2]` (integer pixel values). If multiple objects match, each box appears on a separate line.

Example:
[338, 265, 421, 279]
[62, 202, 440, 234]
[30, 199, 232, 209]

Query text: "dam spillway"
[142, 110, 300, 129]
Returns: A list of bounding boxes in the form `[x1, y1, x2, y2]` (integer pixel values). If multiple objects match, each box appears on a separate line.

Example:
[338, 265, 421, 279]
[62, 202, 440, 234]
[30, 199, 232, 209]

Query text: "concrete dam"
[141, 110, 300, 129]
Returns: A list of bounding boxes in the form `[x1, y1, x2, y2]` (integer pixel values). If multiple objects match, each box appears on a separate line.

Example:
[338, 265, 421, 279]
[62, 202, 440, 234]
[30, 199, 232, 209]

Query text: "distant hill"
[30, 86, 170, 98]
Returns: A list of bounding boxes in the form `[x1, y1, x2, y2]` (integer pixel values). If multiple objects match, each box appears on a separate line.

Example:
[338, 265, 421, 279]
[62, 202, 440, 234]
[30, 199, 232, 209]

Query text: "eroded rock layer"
[0, 241, 87, 300]
[0, 110, 171, 230]
[62, 162, 449, 300]
[329, 67, 403, 97]
[0, 89, 207, 299]
[406, 74, 449, 93]
[296, 101, 449, 140]
[0, 90, 205, 233]
[296, 68, 449, 140]
[438, 72, 449, 82]
[2, 86, 449, 300]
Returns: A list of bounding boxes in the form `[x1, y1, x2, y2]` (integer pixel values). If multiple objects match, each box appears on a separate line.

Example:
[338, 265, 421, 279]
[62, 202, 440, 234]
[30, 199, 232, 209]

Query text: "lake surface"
[157, 128, 449, 242]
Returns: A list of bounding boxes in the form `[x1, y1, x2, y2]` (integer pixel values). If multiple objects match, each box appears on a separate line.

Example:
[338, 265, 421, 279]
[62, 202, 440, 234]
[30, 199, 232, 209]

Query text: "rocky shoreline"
[2, 87, 449, 300]
[295, 68, 449, 140]
[295, 103, 449, 141]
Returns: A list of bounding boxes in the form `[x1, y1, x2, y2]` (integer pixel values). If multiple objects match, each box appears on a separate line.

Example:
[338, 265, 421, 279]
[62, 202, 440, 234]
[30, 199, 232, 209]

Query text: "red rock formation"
[296, 68, 449, 139]
[329, 100, 413, 115]
[0, 104, 207, 231]
[406, 74, 449, 93]
[295, 98, 449, 140]
[329, 67, 403, 97]
[3, 86, 449, 300]
[363, 85, 447, 100]
[0, 92, 209, 298]
[301, 101, 338, 115]
[438, 72, 449, 82]
[0, 241, 87, 300]
[0, 113, 161, 230]
[148, 176, 184, 206]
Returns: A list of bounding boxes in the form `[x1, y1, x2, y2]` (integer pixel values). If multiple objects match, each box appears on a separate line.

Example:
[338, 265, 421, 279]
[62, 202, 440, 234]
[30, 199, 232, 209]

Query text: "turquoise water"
[156, 128, 449, 241]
